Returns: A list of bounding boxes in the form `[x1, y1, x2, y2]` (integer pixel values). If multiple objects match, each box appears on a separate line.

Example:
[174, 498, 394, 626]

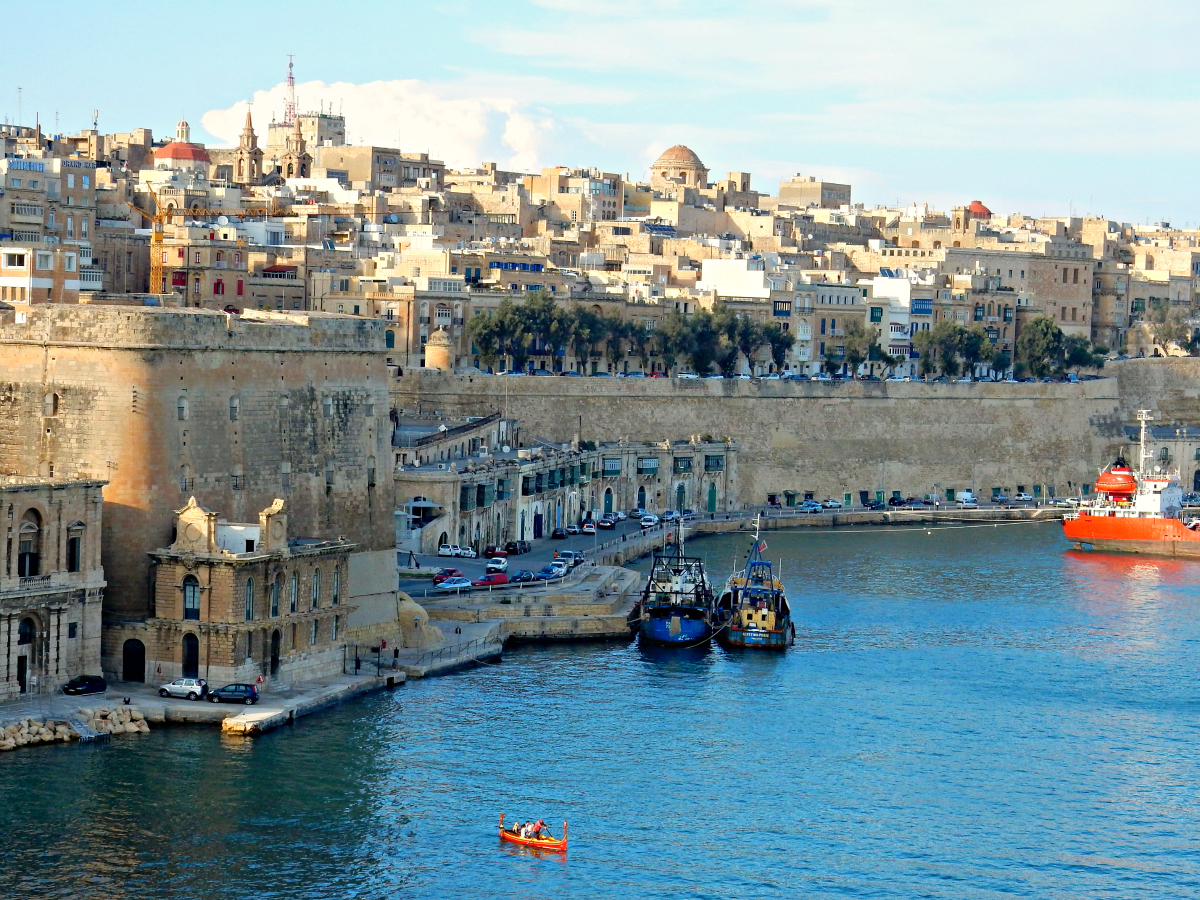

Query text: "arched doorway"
[1193, 469, 1200, 492]
[438, 531, 448, 548]
[122, 639, 145, 682]
[17, 617, 35, 693]
[604, 488, 613, 515]
[182, 633, 199, 678]
[707, 483, 718, 513]
[637, 486, 646, 510]
[533, 506, 544, 539]
[676, 484, 686, 512]
[271, 630, 281, 676]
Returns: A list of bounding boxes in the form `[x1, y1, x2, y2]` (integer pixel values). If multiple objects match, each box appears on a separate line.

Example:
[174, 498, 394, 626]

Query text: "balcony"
[19, 574, 51, 590]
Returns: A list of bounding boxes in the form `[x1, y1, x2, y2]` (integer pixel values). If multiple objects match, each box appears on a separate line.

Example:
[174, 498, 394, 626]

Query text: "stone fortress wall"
[390, 370, 1145, 504]
[0, 305, 396, 629]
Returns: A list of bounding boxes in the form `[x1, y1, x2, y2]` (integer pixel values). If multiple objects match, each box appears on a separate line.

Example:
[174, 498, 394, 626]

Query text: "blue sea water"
[3, 522, 1199, 899]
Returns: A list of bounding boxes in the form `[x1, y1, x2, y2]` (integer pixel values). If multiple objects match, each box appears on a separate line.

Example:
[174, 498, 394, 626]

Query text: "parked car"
[597, 516, 616, 529]
[158, 678, 208, 701]
[483, 546, 508, 559]
[208, 683, 259, 705]
[862, 499, 885, 510]
[62, 675, 106, 696]
[677, 372, 699, 380]
[887, 496, 907, 507]
[799, 500, 823, 513]
[1015, 492, 1034, 502]
[902, 499, 927, 509]
[554, 550, 585, 568]
[510, 570, 535, 583]
[662, 510, 680, 522]
[485, 556, 509, 573]
[551, 527, 568, 539]
[535, 564, 565, 580]
[681, 509, 696, 519]
[615, 511, 628, 521]
[629, 508, 647, 518]
[957, 499, 979, 509]
[437, 544, 459, 557]
[456, 546, 478, 559]
[640, 514, 660, 528]
[820, 499, 842, 509]
[504, 540, 531, 555]
[433, 567, 464, 585]
[582, 521, 596, 534]
[565, 524, 581, 535]
[992, 493, 1010, 504]
[435, 576, 473, 593]
[472, 573, 509, 587]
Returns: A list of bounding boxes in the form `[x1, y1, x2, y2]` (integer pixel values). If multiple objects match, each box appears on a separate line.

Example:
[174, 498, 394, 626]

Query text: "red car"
[472, 573, 509, 587]
[483, 546, 508, 559]
[433, 567, 463, 585]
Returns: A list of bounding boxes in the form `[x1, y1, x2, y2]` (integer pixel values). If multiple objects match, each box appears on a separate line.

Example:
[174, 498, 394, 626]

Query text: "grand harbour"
[3, 9, 1200, 897]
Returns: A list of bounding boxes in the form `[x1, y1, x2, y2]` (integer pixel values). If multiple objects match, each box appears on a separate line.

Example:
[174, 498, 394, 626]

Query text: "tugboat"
[1063, 409, 1200, 557]
[715, 518, 794, 649]
[638, 536, 716, 646]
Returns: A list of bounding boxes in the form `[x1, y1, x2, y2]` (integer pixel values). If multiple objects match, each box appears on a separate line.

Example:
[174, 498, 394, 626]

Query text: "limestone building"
[0, 304, 398, 682]
[0, 475, 107, 699]
[131, 497, 353, 685]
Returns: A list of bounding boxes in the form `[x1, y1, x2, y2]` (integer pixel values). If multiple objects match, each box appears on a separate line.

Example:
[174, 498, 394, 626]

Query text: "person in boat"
[531, 819, 546, 839]
[510, 818, 522, 834]
[520, 821, 532, 838]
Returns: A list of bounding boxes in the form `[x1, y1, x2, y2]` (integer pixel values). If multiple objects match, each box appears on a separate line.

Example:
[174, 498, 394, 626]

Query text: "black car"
[504, 540, 531, 555]
[862, 499, 885, 510]
[551, 527, 568, 539]
[597, 516, 616, 529]
[209, 683, 260, 705]
[62, 674, 106, 695]
[510, 570, 535, 583]
[886, 496, 906, 507]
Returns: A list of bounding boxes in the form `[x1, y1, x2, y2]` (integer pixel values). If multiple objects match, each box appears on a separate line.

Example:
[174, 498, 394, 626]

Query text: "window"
[177, 396, 188, 420]
[66, 532, 82, 573]
[194, 252, 202, 265]
[36, 253, 53, 270]
[244, 578, 255, 621]
[290, 571, 298, 613]
[704, 455, 724, 472]
[325, 458, 335, 487]
[68, 622, 78, 639]
[67, 174, 75, 189]
[214, 279, 224, 296]
[367, 456, 376, 488]
[183, 575, 200, 620]
[332, 568, 340, 606]
[310, 618, 319, 645]
[281, 461, 291, 491]
[322, 396, 333, 418]
[83, 175, 90, 189]
[270, 576, 280, 617]
[1062, 268, 1068, 284]
[66, 217, 74, 238]
[81, 218, 88, 238]
[43, 392, 59, 417]
[674, 457, 693, 474]
[64, 255, 75, 272]
[312, 569, 320, 609]
[870, 307, 883, 323]
[237, 279, 244, 296]
[229, 396, 240, 421]
[180, 464, 192, 492]
[332, 615, 339, 641]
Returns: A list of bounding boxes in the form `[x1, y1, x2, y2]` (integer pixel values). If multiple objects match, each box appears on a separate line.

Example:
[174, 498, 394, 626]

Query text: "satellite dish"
[217, 215, 229, 226]
[1154, 465, 1162, 474]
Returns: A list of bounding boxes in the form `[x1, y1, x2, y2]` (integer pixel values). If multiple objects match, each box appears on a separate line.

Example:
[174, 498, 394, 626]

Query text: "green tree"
[465, 310, 503, 371]
[1148, 298, 1190, 351]
[602, 314, 628, 371]
[841, 319, 877, 378]
[763, 323, 796, 371]
[1062, 334, 1106, 372]
[685, 309, 723, 376]
[958, 325, 995, 379]
[656, 310, 689, 373]
[628, 320, 653, 370]
[1016, 316, 1064, 377]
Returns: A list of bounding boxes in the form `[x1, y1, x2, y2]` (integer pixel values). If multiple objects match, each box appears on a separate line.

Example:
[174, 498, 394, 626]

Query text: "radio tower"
[283, 55, 296, 126]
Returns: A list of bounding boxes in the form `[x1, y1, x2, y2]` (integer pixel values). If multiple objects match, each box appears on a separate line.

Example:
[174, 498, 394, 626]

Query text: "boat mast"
[1137, 409, 1154, 476]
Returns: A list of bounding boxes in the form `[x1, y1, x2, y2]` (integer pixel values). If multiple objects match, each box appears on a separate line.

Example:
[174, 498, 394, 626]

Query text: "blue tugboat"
[715, 520, 794, 650]
[638, 547, 716, 646]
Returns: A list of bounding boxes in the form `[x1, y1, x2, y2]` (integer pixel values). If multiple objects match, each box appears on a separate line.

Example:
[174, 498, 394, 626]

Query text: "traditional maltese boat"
[498, 813, 568, 852]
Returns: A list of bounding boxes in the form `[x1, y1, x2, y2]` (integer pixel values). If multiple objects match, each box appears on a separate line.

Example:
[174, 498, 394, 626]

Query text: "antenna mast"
[283, 55, 296, 126]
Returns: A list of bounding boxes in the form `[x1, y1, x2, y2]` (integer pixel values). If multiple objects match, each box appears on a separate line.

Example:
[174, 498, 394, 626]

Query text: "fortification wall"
[390, 372, 1128, 504]
[0, 305, 394, 619]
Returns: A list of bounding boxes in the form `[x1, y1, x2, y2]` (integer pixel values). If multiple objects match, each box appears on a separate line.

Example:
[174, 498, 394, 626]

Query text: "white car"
[485, 556, 508, 573]
[581, 521, 596, 534]
[437, 544, 459, 557]
[1015, 492, 1034, 502]
[640, 514, 660, 528]
[677, 373, 699, 380]
[615, 511, 628, 521]
[158, 677, 207, 701]
[435, 576, 473, 593]
[820, 499, 842, 509]
[957, 499, 978, 509]
[456, 546, 478, 559]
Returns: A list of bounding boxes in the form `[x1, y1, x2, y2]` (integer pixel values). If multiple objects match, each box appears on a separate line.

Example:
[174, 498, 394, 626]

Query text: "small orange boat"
[498, 813, 568, 852]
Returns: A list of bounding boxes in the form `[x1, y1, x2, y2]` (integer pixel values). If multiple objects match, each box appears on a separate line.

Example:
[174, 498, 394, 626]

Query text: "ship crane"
[127, 186, 275, 296]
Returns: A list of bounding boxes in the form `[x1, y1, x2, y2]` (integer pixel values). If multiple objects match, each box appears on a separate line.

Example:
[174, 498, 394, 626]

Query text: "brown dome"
[653, 145, 704, 169]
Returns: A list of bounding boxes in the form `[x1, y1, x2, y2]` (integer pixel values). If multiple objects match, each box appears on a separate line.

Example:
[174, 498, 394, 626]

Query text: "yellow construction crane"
[127, 186, 275, 295]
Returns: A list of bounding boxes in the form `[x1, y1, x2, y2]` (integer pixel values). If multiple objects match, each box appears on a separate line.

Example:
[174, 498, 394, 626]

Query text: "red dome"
[1095, 466, 1136, 495]
[968, 200, 992, 218]
[154, 141, 211, 163]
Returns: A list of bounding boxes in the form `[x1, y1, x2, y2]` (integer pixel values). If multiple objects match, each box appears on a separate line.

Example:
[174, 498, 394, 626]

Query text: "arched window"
[290, 571, 298, 613]
[312, 569, 320, 609]
[229, 396, 239, 421]
[179, 464, 191, 492]
[43, 392, 59, 417]
[237, 160, 244, 177]
[216, 251, 224, 264]
[287, 163, 294, 177]
[66, 523, 84, 573]
[244, 578, 255, 621]
[332, 568, 340, 606]
[177, 396, 188, 420]
[270, 574, 281, 617]
[385, 330, 396, 349]
[18, 509, 41, 577]
[183, 575, 200, 620]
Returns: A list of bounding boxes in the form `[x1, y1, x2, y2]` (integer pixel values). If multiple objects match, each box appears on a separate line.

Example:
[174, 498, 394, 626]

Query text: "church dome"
[968, 200, 993, 218]
[653, 145, 704, 169]
[154, 142, 211, 163]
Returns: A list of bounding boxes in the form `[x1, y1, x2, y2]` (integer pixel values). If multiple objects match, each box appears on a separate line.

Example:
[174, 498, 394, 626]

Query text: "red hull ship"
[1063, 410, 1200, 557]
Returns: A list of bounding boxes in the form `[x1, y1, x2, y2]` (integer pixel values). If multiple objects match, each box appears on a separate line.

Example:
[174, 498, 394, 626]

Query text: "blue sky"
[4, 0, 1199, 224]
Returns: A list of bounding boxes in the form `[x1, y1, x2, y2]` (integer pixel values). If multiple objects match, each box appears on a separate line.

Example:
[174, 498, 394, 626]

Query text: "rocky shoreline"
[0, 705, 150, 752]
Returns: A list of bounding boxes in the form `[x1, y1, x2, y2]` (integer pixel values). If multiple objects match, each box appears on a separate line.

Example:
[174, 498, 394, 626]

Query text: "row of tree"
[466, 293, 796, 375]
[911, 318, 1108, 378]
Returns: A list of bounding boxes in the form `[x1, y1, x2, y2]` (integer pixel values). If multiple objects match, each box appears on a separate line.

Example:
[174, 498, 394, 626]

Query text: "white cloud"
[201, 78, 558, 171]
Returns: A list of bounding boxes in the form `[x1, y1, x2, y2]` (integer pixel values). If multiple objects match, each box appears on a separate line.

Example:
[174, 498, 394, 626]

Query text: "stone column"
[47, 607, 60, 682]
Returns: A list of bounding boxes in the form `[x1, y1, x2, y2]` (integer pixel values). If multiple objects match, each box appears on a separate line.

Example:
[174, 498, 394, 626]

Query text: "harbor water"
[4, 522, 1200, 898]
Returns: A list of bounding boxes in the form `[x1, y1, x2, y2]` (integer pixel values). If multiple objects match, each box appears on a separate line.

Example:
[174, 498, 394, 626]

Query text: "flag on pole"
[756, 539, 768, 552]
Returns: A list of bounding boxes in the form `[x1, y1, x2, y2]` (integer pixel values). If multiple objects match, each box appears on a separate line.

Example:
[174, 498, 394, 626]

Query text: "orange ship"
[1063, 409, 1200, 557]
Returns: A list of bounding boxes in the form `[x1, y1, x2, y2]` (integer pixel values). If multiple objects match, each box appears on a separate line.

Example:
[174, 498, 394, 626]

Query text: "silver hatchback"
[158, 677, 207, 700]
